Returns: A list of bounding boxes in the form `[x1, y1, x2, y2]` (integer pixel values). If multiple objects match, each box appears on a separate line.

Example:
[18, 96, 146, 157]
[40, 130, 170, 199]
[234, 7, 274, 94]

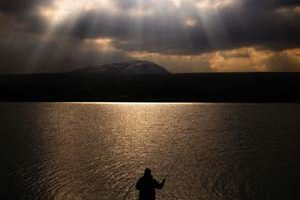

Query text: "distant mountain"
[72, 60, 170, 75]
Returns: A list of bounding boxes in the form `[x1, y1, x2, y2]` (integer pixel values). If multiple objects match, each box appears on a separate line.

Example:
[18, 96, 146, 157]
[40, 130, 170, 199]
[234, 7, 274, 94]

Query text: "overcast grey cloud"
[0, 0, 299, 73]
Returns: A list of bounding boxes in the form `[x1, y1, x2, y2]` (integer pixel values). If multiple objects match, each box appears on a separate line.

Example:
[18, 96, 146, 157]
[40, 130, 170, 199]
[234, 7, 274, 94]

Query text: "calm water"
[1, 103, 300, 200]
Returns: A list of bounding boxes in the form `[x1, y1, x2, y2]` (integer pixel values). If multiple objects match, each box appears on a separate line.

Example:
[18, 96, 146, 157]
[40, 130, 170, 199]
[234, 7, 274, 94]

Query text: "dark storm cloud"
[0, 0, 299, 73]
[0, 0, 36, 13]
[240, 0, 300, 9]
[64, 0, 300, 55]
[0, 0, 49, 33]
[0, 31, 127, 73]
[1, 0, 300, 55]
[0, 0, 50, 15]
[213, 9, 300, 53]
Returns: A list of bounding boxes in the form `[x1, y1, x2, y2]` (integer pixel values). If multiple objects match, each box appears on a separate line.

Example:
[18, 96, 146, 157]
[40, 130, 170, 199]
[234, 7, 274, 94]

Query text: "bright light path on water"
[68, 102, 213, 106]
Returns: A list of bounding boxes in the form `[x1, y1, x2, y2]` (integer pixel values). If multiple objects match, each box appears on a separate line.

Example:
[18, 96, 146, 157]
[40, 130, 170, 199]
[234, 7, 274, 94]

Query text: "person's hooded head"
[144, 168, 153, 179]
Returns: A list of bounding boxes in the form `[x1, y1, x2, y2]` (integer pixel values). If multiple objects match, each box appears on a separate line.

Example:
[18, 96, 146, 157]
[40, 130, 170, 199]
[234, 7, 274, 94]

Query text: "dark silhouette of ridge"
[71, 60, 170, 75]
[0, 61, 300, 102]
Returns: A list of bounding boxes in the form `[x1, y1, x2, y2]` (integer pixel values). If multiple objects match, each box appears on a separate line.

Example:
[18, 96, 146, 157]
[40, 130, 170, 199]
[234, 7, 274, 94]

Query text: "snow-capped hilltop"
[73, 60, 170, 75]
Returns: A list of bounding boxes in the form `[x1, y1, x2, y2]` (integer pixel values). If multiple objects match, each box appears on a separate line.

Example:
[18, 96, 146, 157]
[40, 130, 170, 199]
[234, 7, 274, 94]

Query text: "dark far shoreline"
[1, 61, 300, 102]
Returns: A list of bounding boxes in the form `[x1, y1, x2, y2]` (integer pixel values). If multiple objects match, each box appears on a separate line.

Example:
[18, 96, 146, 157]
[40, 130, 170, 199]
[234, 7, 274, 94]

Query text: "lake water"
[1, 103, 300, 200]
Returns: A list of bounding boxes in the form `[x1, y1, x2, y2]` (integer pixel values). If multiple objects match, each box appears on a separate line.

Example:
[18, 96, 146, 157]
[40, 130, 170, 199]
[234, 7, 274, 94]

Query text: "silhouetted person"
[136, 168, 166, 200]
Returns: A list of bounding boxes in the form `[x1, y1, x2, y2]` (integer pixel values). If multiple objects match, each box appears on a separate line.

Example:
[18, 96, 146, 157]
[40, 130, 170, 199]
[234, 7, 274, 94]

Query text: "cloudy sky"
[0, 0, 300, 73]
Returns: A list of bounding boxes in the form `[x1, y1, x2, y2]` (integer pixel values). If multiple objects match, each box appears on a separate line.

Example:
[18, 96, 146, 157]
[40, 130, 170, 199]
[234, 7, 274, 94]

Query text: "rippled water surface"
[1, 103, 300, 200]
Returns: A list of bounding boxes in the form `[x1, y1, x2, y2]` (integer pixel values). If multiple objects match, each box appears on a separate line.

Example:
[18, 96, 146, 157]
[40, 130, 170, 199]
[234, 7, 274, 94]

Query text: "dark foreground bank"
[1, 73, 300, 102]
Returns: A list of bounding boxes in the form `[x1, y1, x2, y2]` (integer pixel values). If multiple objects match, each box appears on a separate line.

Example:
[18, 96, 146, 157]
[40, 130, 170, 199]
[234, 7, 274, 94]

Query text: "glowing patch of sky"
[184, 18, 197, 27]
[84, 37, 120, 53]
[172, 0, 182, 8]
[129, 47, 300, 72]
[196, 0, 236, 10]
[38, 0, 116, 26]
[276, 6, 300, 15]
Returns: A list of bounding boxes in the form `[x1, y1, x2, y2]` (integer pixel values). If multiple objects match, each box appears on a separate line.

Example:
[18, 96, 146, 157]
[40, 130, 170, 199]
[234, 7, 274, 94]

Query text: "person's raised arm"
[154, 179, 166, 189]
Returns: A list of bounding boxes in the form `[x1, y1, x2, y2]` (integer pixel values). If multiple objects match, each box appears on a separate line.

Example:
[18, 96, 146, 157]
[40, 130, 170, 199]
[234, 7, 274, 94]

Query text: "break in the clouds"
[0, 0, 300, 73]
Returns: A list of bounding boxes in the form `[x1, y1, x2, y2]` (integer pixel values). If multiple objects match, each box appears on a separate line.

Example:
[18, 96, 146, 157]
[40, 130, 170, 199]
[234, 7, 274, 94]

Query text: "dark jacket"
[136, 175, 165, 200]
